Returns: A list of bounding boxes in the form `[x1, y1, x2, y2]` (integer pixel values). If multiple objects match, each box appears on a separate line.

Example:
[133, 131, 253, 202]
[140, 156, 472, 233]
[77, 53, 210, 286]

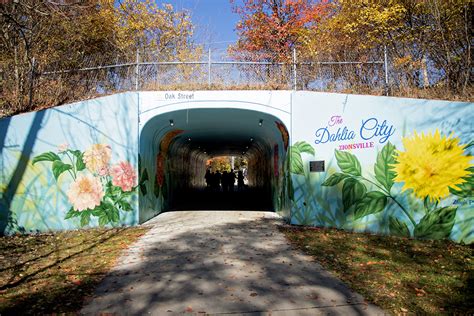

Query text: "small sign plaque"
[309, 160, 325, 172]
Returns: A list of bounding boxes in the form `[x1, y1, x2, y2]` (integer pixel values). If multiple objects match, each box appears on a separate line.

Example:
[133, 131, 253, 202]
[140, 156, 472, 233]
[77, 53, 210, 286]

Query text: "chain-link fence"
[1, 47, 389, 117]
[41, 46, 388, 90]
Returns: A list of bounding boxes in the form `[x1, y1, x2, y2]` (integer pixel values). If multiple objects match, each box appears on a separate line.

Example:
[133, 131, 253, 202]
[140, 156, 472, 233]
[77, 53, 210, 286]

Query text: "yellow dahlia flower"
[393, 130, 472, 202]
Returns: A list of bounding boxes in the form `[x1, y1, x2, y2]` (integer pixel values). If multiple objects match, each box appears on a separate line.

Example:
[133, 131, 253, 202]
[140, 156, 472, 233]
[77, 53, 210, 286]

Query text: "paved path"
[82, 211, 385, 315]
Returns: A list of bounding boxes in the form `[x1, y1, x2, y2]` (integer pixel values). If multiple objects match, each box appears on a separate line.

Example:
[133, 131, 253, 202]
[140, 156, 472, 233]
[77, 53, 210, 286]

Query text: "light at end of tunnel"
[188, 137, 191, 142]
[259, 119, 263, 127]
[250, 138, 254, 142]
[169, 119, 174, 126]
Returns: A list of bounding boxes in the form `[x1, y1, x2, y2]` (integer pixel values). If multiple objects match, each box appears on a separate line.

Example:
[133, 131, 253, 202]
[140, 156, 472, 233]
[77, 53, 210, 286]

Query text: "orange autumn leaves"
[230, 0, 330, 61]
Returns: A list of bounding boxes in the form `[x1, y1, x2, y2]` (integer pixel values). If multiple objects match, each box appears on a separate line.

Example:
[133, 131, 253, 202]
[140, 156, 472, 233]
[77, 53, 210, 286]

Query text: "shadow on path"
[169, 187, 273, 212]
[81, 211, 385, 315]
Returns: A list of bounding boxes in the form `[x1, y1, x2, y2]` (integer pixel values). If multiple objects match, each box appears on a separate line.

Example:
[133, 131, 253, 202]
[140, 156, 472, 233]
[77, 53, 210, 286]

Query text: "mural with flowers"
[321, 130, 473, 240]
[32, 143, 137, 227]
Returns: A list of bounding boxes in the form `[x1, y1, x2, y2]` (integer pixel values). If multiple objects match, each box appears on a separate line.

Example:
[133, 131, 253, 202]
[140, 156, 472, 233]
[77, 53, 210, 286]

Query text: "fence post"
[292, 47, 297, 90]
[208, 47, 211, 88]
[383, 45, 389, 96]
[135, 48, 140, 91]
[28, 57, 36, 110]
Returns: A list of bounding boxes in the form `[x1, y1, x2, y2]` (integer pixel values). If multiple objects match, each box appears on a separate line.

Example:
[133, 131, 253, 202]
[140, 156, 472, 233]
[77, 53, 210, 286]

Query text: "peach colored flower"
[83, 144, 112, 174]
[110, 161, 137, 192]
[67, 174, 104, 211]
[97, 166, 109, 177]
[58, 143, 69, 153]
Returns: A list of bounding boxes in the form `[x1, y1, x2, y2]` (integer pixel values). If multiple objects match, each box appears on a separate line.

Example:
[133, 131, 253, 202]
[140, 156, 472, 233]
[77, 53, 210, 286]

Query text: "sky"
[158, 0, 242, 48]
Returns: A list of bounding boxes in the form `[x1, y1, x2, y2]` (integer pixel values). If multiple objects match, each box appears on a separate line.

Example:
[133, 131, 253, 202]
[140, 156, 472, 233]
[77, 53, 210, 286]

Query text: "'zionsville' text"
[338, 142, 374, 150]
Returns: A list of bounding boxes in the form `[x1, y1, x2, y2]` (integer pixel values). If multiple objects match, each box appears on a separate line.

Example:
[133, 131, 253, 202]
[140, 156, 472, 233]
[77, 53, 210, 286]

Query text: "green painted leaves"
[342, 178, 367, 212]
[32, 152, 61, 164]
[354, 191, 387, 220]
[335, 150, 361, 176]
[52, 160, 72, 180]
[389, 216, 410, 237]
[294, 141, 315, 156]
[289, 141, 315, 175]
[70, 150, 86, 171]
[324, 143, 397, 219]
[414, 206, 457, 240]
[33, 151, 73, 180]
[374, 142, 396, 191]
[322, 173, 351, 186]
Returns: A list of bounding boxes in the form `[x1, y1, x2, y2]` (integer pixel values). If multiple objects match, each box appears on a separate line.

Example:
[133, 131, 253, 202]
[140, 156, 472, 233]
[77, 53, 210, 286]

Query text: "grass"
[280, 225, 474, 315]
[0, 226, 149, 315]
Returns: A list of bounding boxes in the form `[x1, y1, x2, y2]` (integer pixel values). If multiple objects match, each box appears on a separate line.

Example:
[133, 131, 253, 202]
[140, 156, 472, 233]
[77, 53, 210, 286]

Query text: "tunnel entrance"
[139, 108, 289, 222]
[170, 155, 272, 211]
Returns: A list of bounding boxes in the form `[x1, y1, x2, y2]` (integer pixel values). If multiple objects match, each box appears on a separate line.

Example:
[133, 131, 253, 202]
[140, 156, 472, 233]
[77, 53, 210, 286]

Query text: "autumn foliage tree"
[0, 0, 201, 116]
[306, 0, 472, 93]
[229, 0, 330, 62]
[231, 0, 472, 97]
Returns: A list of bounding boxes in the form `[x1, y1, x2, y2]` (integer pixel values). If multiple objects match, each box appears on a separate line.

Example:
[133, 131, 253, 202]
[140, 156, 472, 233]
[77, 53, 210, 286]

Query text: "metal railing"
[39, 47, 389, 93]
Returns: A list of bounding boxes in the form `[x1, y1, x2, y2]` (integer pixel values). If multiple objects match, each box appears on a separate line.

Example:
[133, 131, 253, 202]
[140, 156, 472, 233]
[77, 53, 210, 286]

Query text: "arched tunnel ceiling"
[146, 108, 288, 157]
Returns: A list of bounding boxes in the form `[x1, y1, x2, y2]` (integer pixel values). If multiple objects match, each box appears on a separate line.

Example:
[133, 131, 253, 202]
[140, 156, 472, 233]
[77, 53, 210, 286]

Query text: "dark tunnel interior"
[138, 108, 289, 223]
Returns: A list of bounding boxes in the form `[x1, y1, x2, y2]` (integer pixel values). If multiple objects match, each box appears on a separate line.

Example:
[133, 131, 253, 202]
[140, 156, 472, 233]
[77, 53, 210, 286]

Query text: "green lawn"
[280, 225, 473, 314]
[0, 226, 148, 315]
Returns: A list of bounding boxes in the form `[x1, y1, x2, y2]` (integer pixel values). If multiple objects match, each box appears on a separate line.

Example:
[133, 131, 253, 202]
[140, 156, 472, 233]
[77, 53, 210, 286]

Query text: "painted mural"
[0, 93, 139, 235]
[1, 91, 472, 243]
[138, 128, 185, 222]
[290, 92, 473, 243]
[32, 143, 137, 227]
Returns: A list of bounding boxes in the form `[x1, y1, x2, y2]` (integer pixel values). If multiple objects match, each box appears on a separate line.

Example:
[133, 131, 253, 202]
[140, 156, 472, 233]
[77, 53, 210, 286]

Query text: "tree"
[0, 1, 117, 114]
[0, 0, 202, 116]
[303, 0, 472, 93]
[229, 0, 330, 62]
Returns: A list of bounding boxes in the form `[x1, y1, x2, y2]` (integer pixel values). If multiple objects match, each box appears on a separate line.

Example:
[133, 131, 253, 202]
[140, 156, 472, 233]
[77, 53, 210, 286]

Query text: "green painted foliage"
[414, 206, 457, 240]
[342, 178, 366, 212]
[294, 141, 316, 156]
[52, 160, 73, 180]
[354, 191, 387, 220]
[32, 152, 60, 164]
[389, 216, 411, 237]
[374, 142, 396, 191]
[289, 146, 304, 175]
[321, 172, 350, 186]
[335, 150, 361, 176]
[289, 141, 315, 175]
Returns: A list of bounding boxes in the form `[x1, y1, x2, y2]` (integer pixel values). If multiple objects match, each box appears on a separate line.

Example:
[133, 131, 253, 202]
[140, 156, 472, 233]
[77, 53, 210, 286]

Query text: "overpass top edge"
[136, 90, 472, 105]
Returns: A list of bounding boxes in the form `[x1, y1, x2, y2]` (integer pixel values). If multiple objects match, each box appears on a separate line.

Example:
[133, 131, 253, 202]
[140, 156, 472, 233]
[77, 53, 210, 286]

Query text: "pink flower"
[67, 174, 104, 211]
[83, 144, 112, 174]
[58, 143, 69, 153]
[110, 161, 137, 192]
[97, 166, 109, 177]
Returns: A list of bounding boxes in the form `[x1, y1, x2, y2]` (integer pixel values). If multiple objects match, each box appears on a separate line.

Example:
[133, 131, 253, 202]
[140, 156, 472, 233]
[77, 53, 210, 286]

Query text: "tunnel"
[138, 108, 290, 223]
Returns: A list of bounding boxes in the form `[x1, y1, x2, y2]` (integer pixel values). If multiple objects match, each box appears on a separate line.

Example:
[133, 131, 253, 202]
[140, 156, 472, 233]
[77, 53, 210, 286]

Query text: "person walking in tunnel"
[229, 169, 236, 192]
[222, 171, 229, 192]
[237, 170, 245, 191]
[215, 170, 222, 192]
[205, 169, 211, 189]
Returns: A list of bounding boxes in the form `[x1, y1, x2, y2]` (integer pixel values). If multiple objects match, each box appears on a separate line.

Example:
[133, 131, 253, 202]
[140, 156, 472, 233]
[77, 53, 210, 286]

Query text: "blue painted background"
[1, 91, 472, 243]
[0, 93, 139, 234]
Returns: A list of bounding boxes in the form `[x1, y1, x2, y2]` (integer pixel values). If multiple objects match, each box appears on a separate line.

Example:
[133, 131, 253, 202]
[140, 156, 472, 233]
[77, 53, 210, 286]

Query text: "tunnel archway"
[138, 107, 290, 223]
